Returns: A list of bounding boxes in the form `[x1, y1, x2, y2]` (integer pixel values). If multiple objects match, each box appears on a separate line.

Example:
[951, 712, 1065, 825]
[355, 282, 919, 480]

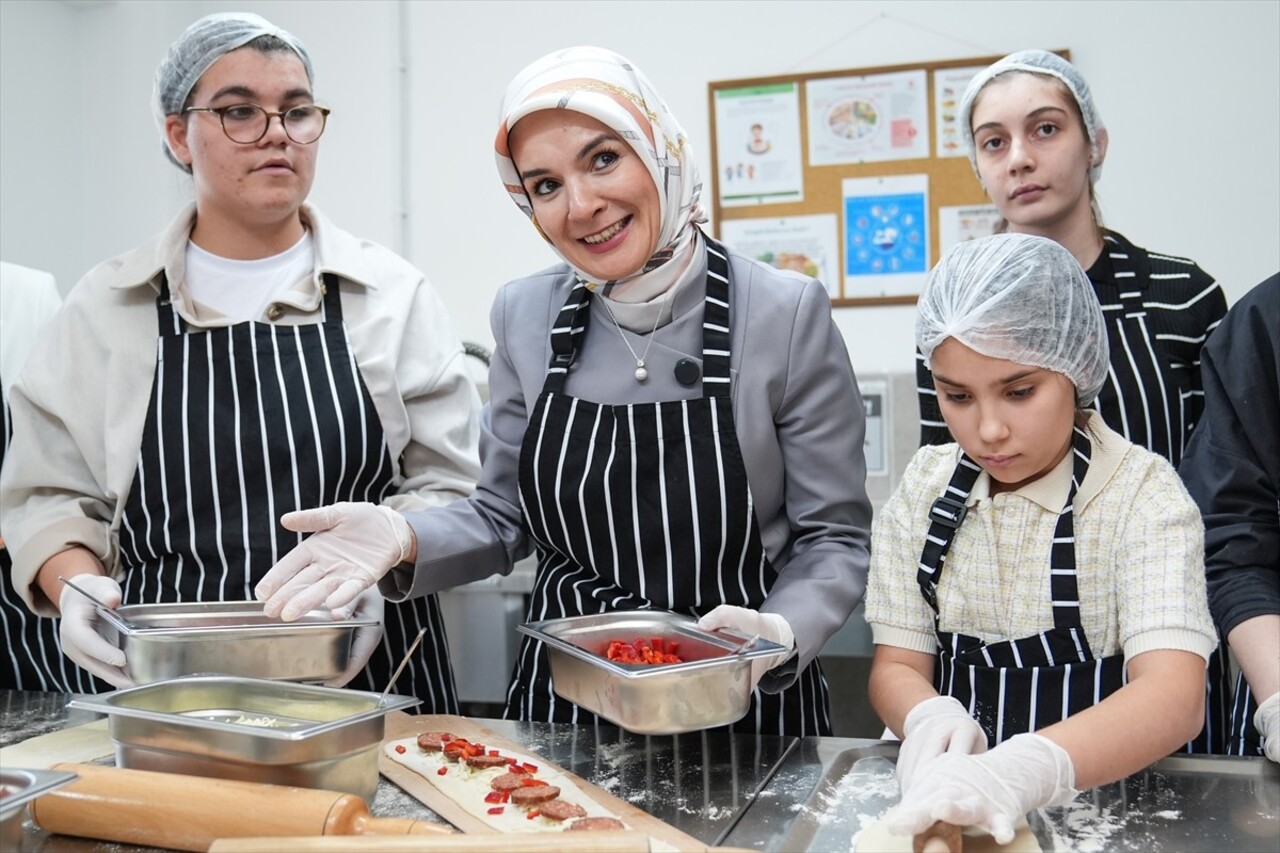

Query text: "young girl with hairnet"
[0, 13, 481, 699]
[868, 233, 1216, 844]
[915, 49, 1230, 754]
[254, 45, 872, 736]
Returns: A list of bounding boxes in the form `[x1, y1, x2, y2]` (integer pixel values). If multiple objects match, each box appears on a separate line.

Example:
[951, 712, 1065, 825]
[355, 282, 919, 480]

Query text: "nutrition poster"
[933, 66, 985, 158]
[720, 214, 840, 297]
[842, 174, 929, 298]
[806, 70, 929, 166]
[713, 83, 804, 207]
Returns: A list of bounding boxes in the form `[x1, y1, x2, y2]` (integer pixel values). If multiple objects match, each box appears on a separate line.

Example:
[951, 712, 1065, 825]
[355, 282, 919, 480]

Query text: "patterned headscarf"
[495, 46, 706, 290]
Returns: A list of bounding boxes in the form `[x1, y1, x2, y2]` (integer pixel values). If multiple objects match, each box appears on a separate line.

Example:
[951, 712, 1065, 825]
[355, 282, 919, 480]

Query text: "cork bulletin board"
[708, 50, 1069, 307]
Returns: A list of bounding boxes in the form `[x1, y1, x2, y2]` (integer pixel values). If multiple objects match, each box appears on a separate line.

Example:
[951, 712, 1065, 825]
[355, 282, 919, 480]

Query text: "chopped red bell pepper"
[521, 762, 538, 774]
[527, 809, 540, 820]
[437, 767, 448, 776]
[394, 744, 406, 754]
[488, 806, 504, 815]
[484, 790, 504, 803]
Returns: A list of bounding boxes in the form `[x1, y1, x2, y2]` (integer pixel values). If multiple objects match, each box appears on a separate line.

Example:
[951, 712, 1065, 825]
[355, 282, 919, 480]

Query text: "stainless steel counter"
[4, 690, 1279, 851]
[722, 734, 1280, 851]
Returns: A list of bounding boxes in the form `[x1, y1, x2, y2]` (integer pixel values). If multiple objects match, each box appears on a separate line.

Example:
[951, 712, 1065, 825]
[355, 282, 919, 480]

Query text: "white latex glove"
[324, 588, 385, 688]
[887, 732, 1078, 844]
[1256, 690, 1280, 762]
[255, 502, 413, 622]
[896, 695, 989, 794]
[697, 604, 795, 687]
[58, 575, 134, 688]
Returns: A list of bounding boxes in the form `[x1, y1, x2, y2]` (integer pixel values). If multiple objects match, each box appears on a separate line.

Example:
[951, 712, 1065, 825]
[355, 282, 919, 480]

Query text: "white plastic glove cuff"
[375, 505, 414, 565]
[58, 575, 133, 688]
[1255, 690, 1280, 762]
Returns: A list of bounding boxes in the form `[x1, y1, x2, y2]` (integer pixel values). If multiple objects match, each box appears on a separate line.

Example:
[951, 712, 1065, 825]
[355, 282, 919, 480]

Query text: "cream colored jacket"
[0, 203, 482, 613]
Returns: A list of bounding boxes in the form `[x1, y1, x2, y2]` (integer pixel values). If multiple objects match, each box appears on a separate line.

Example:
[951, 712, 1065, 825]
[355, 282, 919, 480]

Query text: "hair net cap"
[154, 12, 313, 169]
[960, 50, 1106, 184]
[916, 233, 1108, 406]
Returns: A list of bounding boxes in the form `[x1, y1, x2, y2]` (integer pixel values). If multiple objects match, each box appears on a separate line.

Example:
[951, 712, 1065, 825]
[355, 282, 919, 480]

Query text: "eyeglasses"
[182, 103, 331, 145]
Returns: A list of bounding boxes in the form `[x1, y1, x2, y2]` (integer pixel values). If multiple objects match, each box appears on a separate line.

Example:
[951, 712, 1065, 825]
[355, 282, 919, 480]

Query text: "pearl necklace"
[597, 288, 673, 382]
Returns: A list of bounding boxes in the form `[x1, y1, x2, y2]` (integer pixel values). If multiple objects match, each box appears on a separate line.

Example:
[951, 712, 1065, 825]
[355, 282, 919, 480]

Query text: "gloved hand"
[697, 604, 795, 688]
[58, 575, 133, 688]
[887, 732, 1078, 844]
[896, 695, 989, 793]
[1256, 690, 1280, 762]
[324, 588, 385, 688]
[255, 502, 414, 622]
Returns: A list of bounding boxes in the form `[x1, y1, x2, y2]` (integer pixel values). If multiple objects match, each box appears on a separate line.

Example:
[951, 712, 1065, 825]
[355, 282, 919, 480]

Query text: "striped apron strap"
[542, 280, 591, 396]
[916, 454, 982, 613]
[700, 237, 732, 398]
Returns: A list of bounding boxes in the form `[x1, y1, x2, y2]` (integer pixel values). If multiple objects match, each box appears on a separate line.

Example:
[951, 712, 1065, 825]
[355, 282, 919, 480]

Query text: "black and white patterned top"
[918, 229, 1228, 468]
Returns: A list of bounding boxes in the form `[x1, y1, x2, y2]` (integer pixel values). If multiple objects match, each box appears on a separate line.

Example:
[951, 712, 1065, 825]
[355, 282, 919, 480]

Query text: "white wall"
[2, 0, 1277, 379]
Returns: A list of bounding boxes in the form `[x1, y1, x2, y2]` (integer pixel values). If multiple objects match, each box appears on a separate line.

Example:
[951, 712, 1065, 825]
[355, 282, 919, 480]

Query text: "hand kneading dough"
[855, 818, 1042, 852]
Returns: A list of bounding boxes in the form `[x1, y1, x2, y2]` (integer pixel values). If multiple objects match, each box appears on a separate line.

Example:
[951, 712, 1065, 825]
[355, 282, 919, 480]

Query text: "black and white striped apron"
[1092, 241, 1230, 755]
[1226, 673, 1264, 756]
[917, 428, 1126, 744]
[51, 274, 458, 706]
[1, 393, 95, 691]
[505, 238, 831, 737]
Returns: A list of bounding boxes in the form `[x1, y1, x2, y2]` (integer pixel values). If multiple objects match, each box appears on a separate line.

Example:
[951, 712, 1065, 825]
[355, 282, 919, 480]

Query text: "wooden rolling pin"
[913, 820, 963, 853]
[30, 763, 453, 853]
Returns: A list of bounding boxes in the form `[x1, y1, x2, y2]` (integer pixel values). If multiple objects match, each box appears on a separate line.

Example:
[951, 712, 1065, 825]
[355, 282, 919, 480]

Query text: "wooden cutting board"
[377, 713, 712, 852]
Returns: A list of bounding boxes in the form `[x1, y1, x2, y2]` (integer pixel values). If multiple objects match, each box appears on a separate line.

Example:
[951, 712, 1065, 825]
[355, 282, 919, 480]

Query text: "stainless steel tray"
[726, 738, 1280, 852]
[520, 611, 788, 735]
[69, 675, 418, 802]
[0, 768, 78, 852]
[98, 600, 377, 683]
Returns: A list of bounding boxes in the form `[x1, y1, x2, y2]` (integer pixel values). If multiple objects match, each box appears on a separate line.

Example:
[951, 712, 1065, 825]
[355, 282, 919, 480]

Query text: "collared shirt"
[866, 413, 1218, 663]
[0, 203, 482, 613]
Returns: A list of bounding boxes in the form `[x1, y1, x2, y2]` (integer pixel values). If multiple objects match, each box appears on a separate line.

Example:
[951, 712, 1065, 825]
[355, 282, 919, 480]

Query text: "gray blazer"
[387, 247, 872, 687]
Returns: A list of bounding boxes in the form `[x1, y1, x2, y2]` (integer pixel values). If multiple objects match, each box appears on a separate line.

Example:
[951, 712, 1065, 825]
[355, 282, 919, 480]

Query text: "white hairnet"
[153, 12, 313, 171]
[916, 233, 1108, 406]
[960, 50, 1107, 184]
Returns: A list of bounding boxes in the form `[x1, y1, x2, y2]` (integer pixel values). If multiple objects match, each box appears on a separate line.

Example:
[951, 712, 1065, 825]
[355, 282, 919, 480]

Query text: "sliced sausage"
[568, 816, 627, 831]
[465, 753, 512, 769]
[416, 731, 454, 752]
[510, 784, 561, 806]
[490, 772, 526, 792]
[539, 799, 588, 822]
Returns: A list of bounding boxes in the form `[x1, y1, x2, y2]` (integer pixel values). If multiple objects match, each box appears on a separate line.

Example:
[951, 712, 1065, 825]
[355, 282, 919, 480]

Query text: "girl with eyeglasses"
[0, 12, 481, 701]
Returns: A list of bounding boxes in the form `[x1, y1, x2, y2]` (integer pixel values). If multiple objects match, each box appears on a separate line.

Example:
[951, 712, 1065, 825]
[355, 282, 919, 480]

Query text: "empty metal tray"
[69, 675, 418, 802]
[97, 600, 378, 683]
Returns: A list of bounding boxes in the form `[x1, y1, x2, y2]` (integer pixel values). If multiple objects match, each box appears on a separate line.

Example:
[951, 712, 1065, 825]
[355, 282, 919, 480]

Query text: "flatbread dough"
[0, 719, 112, 769]
[384, 735, 626, 834]
[854, 818, 1042, 852]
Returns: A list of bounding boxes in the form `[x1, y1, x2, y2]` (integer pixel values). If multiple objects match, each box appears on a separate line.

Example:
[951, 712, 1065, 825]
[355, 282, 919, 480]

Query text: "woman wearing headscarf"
[0, 12, 481, 703]
[256, 46, 872, 736]
[871, 234, 1215, 844]
[914, 49, 1231, 754]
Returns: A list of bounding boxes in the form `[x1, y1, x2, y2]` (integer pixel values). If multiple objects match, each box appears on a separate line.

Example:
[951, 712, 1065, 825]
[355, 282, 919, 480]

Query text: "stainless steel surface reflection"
[724, 737, 1280, 852]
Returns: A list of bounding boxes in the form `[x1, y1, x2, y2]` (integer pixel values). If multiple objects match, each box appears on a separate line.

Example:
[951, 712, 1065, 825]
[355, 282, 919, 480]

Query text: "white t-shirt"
[184, 232, 314, 321]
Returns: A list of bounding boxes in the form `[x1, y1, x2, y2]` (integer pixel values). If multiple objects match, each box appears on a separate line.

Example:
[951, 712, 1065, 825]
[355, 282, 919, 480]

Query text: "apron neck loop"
[540, 234, 735, 399]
